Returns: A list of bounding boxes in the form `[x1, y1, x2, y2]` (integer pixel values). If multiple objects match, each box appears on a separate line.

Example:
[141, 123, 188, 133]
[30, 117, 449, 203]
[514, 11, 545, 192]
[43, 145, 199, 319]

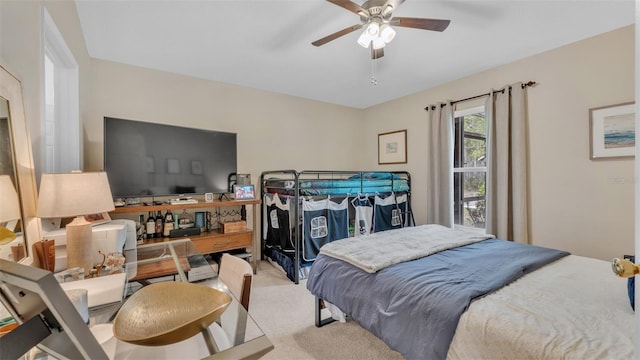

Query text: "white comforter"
[448, 255, 634, 359]
[320, 224, 493, 273]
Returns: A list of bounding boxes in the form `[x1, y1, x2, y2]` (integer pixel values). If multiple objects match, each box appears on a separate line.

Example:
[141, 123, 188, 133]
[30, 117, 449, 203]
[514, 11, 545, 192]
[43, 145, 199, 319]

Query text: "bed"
[260, 170, 414, 284]
[306, 225, 634, 359]
[262, 175, 410, 196]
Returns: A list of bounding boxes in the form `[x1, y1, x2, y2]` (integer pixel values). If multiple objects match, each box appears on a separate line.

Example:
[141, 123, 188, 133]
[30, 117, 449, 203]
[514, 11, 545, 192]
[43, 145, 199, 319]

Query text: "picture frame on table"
[84, 212, 111, 226]
[195, 211, 206, 231]
[234, 184, 255, 199]
[378, 129, 407, 165]
[590, 102, 635, 159]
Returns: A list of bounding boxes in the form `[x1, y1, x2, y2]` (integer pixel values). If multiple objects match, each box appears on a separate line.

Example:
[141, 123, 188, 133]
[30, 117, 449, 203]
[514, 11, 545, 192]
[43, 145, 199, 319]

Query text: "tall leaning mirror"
[0, 65, 40, 264]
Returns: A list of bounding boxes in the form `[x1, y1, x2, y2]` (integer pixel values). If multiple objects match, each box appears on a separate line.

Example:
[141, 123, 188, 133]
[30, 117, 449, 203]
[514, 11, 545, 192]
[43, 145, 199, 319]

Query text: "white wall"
[84, 59, 365, 182]
[0, 0, 92, 255]
[0, 0, 92, 182]
[364, 25, 635, 261]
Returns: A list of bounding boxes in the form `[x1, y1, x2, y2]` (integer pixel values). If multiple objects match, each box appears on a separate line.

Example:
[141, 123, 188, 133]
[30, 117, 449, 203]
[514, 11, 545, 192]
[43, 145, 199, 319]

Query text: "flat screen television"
[104, 117, 237, 198]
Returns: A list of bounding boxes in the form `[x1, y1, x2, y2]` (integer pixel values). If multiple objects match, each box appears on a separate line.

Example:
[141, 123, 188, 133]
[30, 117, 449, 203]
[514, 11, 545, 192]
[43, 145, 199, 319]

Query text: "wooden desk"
[111, 198, 261, 274]
[129, 257, 191, 283]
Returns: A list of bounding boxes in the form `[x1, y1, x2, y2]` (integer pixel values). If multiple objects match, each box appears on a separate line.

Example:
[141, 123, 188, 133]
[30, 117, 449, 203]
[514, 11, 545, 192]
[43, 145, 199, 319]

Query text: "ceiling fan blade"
[312, 24, 364, 46]
[327, 0, 368, 16]
[371, 47, 384, 60]
[391, 17, 451, 32]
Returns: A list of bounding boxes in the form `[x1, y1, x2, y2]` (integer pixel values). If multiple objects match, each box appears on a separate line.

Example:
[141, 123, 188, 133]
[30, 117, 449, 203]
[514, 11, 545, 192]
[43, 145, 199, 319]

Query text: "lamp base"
[66, 216, 93, 275]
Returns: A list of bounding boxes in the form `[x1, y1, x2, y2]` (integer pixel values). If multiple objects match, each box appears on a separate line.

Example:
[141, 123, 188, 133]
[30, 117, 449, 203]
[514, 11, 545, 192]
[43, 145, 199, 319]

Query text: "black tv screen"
[104, 117, 237, 198]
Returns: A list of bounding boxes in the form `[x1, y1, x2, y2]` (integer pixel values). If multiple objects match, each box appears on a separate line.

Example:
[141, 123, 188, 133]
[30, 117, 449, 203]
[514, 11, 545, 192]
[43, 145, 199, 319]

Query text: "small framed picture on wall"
[378, 129, 407, 164]
[590, 102, 635, 159]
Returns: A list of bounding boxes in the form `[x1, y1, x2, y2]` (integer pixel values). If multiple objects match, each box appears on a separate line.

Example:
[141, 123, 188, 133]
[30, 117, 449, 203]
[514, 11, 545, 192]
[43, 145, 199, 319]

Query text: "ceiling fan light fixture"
[365, 22, 380, 37]
[372, 36, 386, 50]
[380, 24, 396, 43]
[357, 30, 372, 48]
[381, 4, 394, 17]
[312, 0, 451, 60]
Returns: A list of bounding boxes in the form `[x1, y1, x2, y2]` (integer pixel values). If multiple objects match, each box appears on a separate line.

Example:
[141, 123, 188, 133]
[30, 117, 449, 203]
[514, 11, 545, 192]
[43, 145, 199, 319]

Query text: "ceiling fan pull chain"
[370, 57, 378, 86]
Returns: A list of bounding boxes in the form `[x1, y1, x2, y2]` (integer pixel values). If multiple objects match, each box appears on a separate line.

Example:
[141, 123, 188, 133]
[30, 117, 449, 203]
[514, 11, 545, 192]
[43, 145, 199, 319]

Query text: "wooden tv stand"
[110, 198, 261, 273]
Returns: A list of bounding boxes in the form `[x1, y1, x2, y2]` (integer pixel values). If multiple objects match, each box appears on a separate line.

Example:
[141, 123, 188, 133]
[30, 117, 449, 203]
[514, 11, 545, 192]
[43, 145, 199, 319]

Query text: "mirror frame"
[1, 65, 40, 265]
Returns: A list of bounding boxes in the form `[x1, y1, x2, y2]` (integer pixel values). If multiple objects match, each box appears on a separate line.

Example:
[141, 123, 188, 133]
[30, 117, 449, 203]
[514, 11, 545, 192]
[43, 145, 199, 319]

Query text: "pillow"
[628, 256, 635, 311]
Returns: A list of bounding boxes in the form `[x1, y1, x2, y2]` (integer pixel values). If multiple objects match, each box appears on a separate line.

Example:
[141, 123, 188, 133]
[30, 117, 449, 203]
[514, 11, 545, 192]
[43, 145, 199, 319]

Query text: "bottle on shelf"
[163, 210, 174, 237]
[137, 214, 146, 243]
[155, 210, 164, 238]
[146, 211, 155, 239]
[135, 214, 141, 238]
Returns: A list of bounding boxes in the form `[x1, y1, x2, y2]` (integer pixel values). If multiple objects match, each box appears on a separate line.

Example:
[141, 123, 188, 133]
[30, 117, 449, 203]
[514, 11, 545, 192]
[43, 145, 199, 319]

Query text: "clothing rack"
[423, 81, 536, 111]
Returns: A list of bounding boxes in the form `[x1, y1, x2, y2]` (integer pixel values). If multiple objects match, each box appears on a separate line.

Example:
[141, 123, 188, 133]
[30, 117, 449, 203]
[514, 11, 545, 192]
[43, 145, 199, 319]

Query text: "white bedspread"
[448, 255, 634, 359]
[319, 224, 493, 273]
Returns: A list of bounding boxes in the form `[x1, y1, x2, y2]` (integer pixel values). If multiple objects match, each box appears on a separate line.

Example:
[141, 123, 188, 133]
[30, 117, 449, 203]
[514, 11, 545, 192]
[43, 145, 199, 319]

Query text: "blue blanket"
[265, 178, 410, 196]
[307, 239, 569, 360]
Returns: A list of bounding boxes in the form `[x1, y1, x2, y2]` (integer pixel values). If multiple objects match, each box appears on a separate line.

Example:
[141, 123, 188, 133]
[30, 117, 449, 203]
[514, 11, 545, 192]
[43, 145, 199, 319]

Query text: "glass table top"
[111, 238, 272, 359]
[1, 239, 272, 360]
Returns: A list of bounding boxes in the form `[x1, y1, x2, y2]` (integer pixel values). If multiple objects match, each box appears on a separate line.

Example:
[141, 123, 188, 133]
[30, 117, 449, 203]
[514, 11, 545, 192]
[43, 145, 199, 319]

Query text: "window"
[42, 7, 80, 173]
[453, 106, 486, 229]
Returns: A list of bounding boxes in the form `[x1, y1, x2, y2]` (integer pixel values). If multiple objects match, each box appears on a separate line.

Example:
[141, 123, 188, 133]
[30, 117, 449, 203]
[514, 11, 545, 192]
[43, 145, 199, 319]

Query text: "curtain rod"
[423, 81, 537, 111]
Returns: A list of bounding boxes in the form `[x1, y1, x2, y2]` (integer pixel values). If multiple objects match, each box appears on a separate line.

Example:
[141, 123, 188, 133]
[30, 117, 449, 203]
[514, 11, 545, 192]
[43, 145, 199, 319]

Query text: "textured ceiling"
[75, 0, 635, 109]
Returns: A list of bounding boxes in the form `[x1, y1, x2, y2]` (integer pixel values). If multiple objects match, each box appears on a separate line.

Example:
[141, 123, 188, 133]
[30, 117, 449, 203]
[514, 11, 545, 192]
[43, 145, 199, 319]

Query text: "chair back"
[219, 253, 253, 311]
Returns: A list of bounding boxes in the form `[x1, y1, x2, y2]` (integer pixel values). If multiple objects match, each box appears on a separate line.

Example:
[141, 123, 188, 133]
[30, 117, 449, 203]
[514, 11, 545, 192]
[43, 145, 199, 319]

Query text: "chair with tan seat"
[218, 253, 253, 311]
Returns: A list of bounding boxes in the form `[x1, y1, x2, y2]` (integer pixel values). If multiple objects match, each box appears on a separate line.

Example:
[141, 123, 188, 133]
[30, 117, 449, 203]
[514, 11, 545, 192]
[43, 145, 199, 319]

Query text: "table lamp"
[0, 175, 20, 245]
[37, 171, 115, 275]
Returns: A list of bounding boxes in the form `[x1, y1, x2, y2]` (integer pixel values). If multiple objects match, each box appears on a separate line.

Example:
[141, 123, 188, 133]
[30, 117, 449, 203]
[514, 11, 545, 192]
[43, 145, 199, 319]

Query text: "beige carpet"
[248, 260, 404, 360]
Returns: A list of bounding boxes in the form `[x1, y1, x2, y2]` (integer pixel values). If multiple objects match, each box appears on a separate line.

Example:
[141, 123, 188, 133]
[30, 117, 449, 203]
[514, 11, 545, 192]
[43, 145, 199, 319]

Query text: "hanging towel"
[263, 194, 274, 240]
[302, 197, 349, 261]
[352, 195, 373, 237]
[373, 193, 407, 232]
[265, 194, 293, 251]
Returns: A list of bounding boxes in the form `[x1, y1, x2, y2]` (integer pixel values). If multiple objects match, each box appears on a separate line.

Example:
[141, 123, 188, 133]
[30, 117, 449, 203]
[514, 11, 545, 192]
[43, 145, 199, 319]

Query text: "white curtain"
[426, 102, 454, 227]
[485, 83, 528, 243]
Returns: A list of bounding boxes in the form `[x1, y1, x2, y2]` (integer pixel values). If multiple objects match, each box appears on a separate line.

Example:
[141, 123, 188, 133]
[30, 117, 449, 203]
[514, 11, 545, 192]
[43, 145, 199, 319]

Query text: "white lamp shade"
[372, 36, 386, 50]
[357, 30, 372, 48]
[0, 175, 20, 223]
[38, 172, 115, 218]
[380, 24, 396, 43]
[365, 22, 380, 37]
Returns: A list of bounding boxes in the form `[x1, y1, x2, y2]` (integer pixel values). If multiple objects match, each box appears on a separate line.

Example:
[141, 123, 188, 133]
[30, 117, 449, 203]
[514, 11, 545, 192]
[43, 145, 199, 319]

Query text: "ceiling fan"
[312, 0, 450, 59]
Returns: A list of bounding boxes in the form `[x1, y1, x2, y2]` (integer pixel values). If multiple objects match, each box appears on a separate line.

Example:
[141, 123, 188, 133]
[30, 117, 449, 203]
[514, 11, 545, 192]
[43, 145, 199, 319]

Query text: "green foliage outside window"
[463, 114, 486, 198]
[462, 113, 486, 228]
[465, 182, 486, 228]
